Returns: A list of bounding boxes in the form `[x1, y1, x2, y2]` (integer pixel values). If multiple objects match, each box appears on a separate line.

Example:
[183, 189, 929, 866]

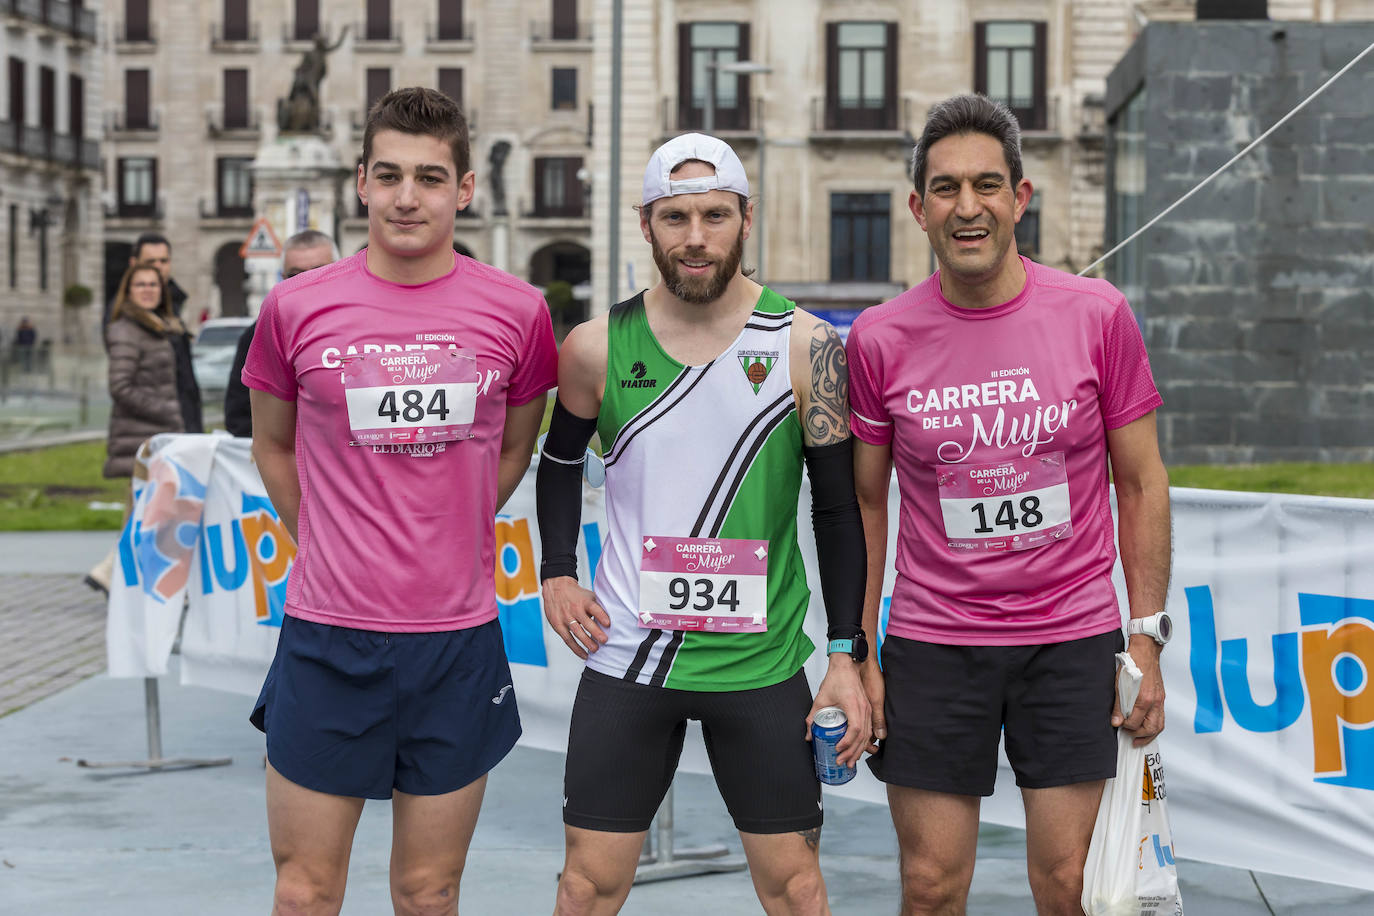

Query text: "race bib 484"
[343, 348, 478, 445]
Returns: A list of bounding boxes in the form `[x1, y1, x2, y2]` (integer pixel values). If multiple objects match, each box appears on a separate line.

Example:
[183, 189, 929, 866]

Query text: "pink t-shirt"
[243, 251, 558, 633]
[846, 257, 1162, 646]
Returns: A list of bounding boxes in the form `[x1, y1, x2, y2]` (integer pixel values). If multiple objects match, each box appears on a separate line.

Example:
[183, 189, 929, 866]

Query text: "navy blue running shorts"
[867, 628, 1124, 796]
[250, 614, 521, 799]
[562, 667, 822, 835]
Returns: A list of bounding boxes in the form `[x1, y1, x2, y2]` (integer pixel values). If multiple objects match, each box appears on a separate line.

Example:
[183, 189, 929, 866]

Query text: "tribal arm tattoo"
[805, 323, 850, 446]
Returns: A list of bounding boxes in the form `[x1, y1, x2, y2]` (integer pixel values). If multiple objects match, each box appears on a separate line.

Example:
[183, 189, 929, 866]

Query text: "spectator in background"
[12, 317, 37, 373]
[103, 233, 190, 337]
[84, 262, 203, 595]
[224, 230, 338, 438]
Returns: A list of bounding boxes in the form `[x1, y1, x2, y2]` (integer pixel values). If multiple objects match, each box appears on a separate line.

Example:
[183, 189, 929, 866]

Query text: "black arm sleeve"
[805, 438, 867, 639]
[536, 399, 599, 581]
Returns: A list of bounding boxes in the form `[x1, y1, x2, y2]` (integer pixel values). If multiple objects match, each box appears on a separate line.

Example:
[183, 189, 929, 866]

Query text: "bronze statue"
[277, 27, 350, 134]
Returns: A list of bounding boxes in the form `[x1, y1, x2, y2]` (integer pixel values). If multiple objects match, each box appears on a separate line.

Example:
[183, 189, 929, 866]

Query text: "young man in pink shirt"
[243, 88, 557, 914]
[846, 94, 1172, 914]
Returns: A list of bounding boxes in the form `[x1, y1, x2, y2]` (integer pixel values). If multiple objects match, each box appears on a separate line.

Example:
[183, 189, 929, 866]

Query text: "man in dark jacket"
[223, 230, 338, 437]
[103, 234, 189, 338]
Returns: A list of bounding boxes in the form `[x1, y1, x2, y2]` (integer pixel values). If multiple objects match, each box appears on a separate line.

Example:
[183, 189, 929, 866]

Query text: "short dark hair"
[911, 94, 1024, 193]
[361, 87, 471, 177]
[133, 232, 171, 258]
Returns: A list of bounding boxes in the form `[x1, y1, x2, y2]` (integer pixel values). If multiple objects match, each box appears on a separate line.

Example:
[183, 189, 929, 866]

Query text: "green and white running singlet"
[587, 288, 814, 691]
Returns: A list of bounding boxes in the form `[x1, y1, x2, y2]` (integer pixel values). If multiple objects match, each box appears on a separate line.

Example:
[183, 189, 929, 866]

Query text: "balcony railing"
[106, 110, 160, 133]
[426, 19, 472, 43]
[106, 196, 164, 221]
[207, 108, 262, 136]
[530, 20, 591, 43]
[210, 21, 260, 47]
[662, 96, 762, 136]
[356, 19, 401, 45]
[199, 197, 253, 220]
[0, 121, 100, 170]
[114, 19, 156, 44]
[809, 95, 912, 137]
[4, 0, 92, 36]
[525, 200, 588, 220]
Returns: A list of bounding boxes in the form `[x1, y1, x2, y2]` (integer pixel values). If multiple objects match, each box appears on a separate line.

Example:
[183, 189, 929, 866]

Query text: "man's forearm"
[1116, 471, 1171, 621]
[496, 454, 532, 511]
[254, 446, 301, 543]
[858, 502, 888, 644]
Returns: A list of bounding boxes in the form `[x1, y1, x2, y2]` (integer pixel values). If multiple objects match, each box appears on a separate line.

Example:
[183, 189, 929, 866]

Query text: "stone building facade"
[0, 1, 102, 364]
[587, 0, 1365, 323]
[1107, 18, 1374, 463]
[589, 0, 1184, 320]
[102, 0, 594, 322]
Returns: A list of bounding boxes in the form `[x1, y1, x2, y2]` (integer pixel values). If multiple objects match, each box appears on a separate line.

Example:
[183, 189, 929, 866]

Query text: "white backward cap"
[642, 133, 749, 206]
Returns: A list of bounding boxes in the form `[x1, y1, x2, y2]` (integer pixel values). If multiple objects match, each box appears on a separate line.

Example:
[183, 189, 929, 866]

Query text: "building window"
[366, 69, 391, 113]
[1109, 88, 1147, 311]
[125, 0, 151, 42]
[552, 68, 577, 111]
[830, 193, 890, 282]
[9, 58, 25, 128]
[825, 22, 897, 131]
[534, 157, 584, 217]
[438, 68, 463, 107]
[223, 0, 250, 41]
[118, 157, 157, 217]
[39, 66, 55, 133]
[1015, 192, 1041, 260]
[294, 0, 319, 41]
[551, 0, 578, 40]
[38, 221, 48, 292]
[437, 0, 464, 40]
[218, 157, 254, 216]
[366, 0, 392, 40]
[223, 70, 250, 129]
[677, 22, 750, 131]
[8, 205, 16, 289]
[975, 22, 1047, 131]
[69, 74, 85, 138]
[125, 69, 151, 129]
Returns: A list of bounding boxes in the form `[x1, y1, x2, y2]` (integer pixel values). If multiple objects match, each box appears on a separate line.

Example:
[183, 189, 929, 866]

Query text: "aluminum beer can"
[811, 706, 856, 786]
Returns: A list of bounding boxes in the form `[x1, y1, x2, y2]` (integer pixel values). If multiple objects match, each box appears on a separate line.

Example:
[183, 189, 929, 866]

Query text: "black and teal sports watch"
[826, 630, 869, 664]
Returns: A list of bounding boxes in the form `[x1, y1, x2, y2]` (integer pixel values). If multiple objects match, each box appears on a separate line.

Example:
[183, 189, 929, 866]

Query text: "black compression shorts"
[562, 667, 822, 834]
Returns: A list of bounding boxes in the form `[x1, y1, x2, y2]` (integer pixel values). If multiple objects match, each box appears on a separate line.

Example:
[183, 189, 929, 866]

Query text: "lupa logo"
[1188, 587, 1374, 789]
[200, 493, 296, 626]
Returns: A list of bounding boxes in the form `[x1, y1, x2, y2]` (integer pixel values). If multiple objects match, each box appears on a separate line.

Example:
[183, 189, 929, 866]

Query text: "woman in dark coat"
[85, 262, 203, 594]
[102, 261, 203, 478]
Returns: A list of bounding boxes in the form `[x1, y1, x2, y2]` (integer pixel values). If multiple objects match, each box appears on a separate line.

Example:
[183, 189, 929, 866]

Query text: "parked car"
[192, 317, 255, 398]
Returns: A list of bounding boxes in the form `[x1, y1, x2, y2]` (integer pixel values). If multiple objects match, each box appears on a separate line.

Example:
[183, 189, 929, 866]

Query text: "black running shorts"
[562, 667, 822, 834]
[867, 629, 1123, 796]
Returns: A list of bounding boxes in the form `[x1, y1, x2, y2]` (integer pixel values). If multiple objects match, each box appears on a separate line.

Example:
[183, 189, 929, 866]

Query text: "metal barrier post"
[632, 783, 747, 884]
[76, 677, 232, 772]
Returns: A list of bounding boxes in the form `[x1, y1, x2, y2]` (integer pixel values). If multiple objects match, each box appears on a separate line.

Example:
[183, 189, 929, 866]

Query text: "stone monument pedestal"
[246, 134, 351, 315]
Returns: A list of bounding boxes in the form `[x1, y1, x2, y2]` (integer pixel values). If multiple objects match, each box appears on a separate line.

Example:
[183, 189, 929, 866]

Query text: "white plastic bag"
[1082, 652, 1183, 916]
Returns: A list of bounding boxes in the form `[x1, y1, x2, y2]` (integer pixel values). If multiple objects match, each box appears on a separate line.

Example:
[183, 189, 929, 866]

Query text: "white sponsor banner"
[107, 437, 1374, 890]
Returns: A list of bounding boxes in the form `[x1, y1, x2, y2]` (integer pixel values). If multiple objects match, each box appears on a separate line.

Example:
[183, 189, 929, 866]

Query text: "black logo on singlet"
[621, 359, 657, 389]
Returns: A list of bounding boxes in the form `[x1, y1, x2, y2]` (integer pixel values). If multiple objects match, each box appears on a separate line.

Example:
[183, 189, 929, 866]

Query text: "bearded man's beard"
[649, 226, 745, 305]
